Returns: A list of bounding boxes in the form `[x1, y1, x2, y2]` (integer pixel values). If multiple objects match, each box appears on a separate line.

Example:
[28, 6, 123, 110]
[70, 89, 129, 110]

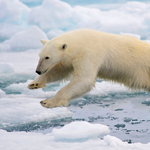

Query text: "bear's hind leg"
[40, 97, 68, 108]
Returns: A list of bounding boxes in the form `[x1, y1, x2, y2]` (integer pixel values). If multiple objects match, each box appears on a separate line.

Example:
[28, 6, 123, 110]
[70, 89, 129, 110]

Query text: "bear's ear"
[40, 39, 48, 45]
[59, 43, 67, 50]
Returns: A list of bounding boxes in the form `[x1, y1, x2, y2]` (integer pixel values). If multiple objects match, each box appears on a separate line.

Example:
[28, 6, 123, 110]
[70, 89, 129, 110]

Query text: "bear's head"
[36, 39, 67, 75]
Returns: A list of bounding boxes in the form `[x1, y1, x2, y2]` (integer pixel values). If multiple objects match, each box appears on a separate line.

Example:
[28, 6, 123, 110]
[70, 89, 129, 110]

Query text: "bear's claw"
[28, 82, 45, 89]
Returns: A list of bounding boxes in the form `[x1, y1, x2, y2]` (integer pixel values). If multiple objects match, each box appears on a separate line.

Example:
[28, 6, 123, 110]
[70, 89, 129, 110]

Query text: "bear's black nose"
[36, 70, 41, 75]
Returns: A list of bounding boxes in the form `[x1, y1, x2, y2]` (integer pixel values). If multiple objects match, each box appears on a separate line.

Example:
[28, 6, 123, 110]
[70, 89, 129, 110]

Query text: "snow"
[0, 0, 150, 50]
[0, 26, 48, 51]
[0, 89, 6, 97]
[20, 0, 44, 7]
[0, 24, 24, 42]
[0, 50, 40, 73]
[4, 80, 57, 97]
[27, 0, 150, 38]
[0, 63, 15, 73]
[20, 0, 44, 2]
[0, 0, 30, 41]
[0, 121, 150, 150]
[0, 96, 73, 128]
[51, 121, 110, 141]
[28, 0, 73, 32]
[0, 0, 30, 23]
[90, 81, 129, 96]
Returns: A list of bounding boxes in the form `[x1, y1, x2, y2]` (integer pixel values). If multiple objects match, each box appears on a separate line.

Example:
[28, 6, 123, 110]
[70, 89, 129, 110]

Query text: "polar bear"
[28, 29, 150, 108]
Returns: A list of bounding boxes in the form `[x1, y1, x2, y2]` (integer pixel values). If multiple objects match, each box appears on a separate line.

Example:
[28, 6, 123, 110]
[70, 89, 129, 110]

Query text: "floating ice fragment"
[0, 96, 73, 129]
[51, 121, 110, 141]
[145, 98, 150, 101]
[104, 135, 126, 147]
[141, 98, 150, 106]
[0, 125, 150, 150]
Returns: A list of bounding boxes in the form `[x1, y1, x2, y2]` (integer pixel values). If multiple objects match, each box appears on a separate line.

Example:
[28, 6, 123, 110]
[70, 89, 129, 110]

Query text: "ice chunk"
[0, 0, 30, 24]
[21, 0, 45, 8]
[0, 89, 6, 98]
[0, 63, 15, 73]
[20, 0, 44, 2]
[4, 80, 57, 97]
[104, 135, 126, 147]
[51, 121, 110, 141]
[0, 24, 24, 42]
[20, 0, 44, 7]
[90, 81, 129, 95]
[1, 0, 150, 44]
[28, 0, 72, 32]
[47, 29, 64, 39]
[0, 96, 73, 129]
[28, 0, 103, 32]
[27, 0, 150, 39]
[0, 0, 30, 41]
[141, 98, 150, 106]
[0, 26, 48, 51]
[1, 124, 150, 150]
[0, 50, 40, 72]
[119, 2, 147, 13]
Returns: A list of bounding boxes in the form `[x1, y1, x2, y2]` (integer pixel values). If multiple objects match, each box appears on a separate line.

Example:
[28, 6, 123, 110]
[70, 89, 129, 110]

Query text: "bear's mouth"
[42, 68, 48, 74]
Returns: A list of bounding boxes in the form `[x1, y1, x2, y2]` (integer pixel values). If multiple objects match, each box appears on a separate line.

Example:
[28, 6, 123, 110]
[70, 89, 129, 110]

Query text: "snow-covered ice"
[1, 121, 150, 150]
[1, 50, 150, 149]
[51, 121, 110, 141]
[0, 63, 15, 73]
[1, 0, 150, 149]
[0, 26, 48, 51]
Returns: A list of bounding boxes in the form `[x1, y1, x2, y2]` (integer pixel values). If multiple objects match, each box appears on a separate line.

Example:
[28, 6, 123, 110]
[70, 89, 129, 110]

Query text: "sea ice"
[0, 0, 30, 24]
[51, 121, 110, 141]
[0, 121, 150, 150]
[0, 63, 14, 73]
[0, 89, 6, 98]
[0, 96, 73, 129]
[28, 0, 72, 32]
[0, 0, 30, 41]
[1, 0, 150, 149]
[1, 0, 150, 51]
[20, 0, 44, 7]
[0, 26, 47, 51]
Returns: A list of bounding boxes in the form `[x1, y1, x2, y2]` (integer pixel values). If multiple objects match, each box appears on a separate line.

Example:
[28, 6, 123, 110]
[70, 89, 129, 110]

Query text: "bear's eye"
[45, 57, 49, 59]
[62, 44, 67, 50]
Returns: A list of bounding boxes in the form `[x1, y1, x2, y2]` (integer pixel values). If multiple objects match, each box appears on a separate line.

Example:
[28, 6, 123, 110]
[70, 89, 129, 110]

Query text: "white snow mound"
[51, 121, 110, 140]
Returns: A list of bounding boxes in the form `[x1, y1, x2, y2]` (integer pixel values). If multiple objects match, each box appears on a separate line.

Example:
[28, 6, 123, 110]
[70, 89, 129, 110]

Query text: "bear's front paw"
[28, 82, 46, 90]
[40, 99, 68, 108]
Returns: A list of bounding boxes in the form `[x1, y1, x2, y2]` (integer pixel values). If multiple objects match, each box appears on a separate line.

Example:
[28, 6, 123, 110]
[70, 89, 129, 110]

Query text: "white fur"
[28, 29, 150, 108]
